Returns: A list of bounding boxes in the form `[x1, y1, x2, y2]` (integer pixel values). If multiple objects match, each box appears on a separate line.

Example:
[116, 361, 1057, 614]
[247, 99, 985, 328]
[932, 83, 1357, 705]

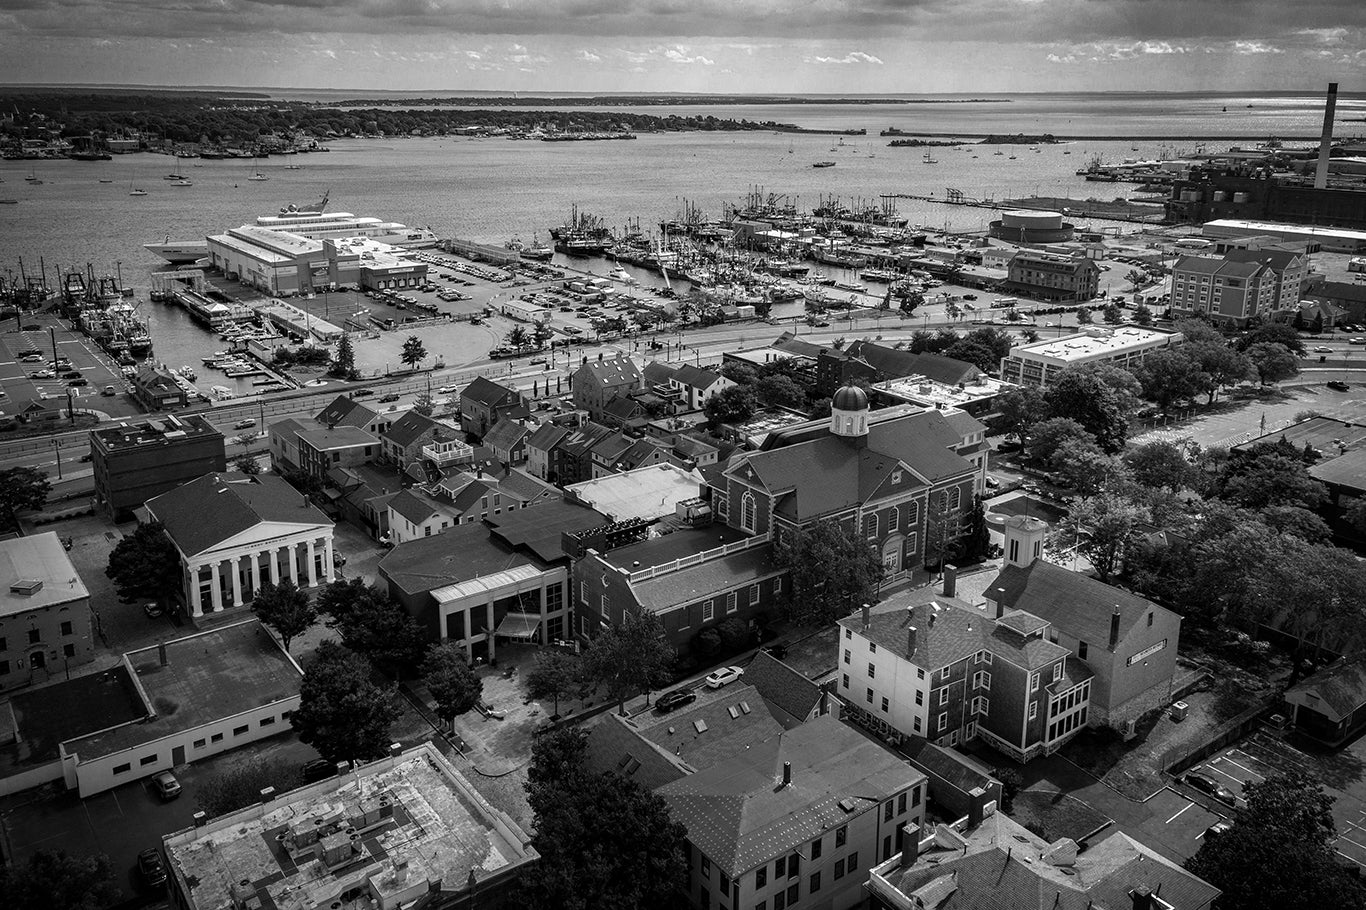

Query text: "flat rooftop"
[164, 743, 535, 910]
[1007, 325, 1182, 363]
[92, 414, 222, 453]
[599, 524, 749, 571]
[873, 374, 1009, 407]
[0, 531, 89, 617]
[1204, 218, 1366, 243]
[63, 620, 301, 760]
[1232, 414, 1366, 454]
[566, 463, 704, 523]
[0, 665, 144, 773]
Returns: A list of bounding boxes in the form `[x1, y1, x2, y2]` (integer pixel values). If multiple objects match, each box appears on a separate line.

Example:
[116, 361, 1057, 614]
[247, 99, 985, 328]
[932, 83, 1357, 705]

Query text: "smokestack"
[942, 564, 957, 598]
[158, 642, 168, 667]
[861, 603, 871, 631]
[907, 626, 917, 658]
[900, 825, 921, 868]
[1315, 83, 1339, 190]
[1109, 608, 1122, 651]
[782, 761, 792, 787]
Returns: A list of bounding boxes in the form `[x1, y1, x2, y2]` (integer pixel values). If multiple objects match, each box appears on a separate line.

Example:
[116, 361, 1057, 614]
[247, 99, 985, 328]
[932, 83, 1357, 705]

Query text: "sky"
[0, 0, 1364, 93]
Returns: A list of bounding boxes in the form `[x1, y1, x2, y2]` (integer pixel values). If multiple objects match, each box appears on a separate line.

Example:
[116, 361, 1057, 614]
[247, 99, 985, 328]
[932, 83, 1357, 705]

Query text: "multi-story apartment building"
[573, 354, 642, 422]
[90, 415, 226, 521]
[998, 325, 1185, 388]
[459, 376, 525, 440]
[1169, 255, 1277, 326]
[1222, 246, 1309, 312]
[0, 532, 94, 691]
[1006, 249, 1101, 300]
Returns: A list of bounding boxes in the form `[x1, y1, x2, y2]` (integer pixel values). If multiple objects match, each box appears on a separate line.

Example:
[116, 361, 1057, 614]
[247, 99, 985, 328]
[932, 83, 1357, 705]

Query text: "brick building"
[90, 415, 226, 521]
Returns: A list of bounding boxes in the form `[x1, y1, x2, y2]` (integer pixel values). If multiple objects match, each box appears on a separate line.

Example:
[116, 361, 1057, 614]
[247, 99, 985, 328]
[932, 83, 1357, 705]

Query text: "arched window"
[741, 492, 757, 532]
[888, 506, 900, 531]
[906, 501, 919, 528]
[865, 513, 879, 539]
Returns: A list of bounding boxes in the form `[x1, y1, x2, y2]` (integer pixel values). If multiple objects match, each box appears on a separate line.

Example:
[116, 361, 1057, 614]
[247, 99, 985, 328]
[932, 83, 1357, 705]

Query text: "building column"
[230, 557, 243, 607]
[306, 540, 318, 588]
[269, 549, 280, 585]
[249, 553, 260, 599]
[188, 564, 203, 618]
[323, 538, 335, 583]
[209, 563, 223, 612]
[287, 543, 300, 585]
[462, 605, 475, 662]
[486, 600, 496, 661]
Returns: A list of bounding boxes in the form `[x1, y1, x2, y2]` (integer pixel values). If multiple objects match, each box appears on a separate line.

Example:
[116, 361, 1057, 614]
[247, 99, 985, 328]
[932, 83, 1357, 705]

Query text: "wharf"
[885, 192, 1166, 225]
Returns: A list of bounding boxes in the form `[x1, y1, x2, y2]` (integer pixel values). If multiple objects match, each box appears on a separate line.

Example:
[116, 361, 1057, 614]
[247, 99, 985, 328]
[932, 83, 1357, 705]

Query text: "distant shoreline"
[330, 96, 1012, 107]
[883, 131, 1329, 142]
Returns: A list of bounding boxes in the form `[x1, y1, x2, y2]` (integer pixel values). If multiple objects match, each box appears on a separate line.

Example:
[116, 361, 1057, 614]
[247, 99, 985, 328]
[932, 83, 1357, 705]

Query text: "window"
[847, 851, 859, 872]
[741, 492, 757, 532]
[719, 875, 730, 898]
[756, 868, 767, 889]
[600, 594, 608, 617]
[0, 636, 5, 651]
[787, 884, 799, 903]
[913, 785, 922, 807]
[140, 754, 157, 766]
[913, 716, 922, 733]
[726, 591, 738, 614]
[844, 628, 851, 640]
[1147, 611, 1154, 627]
[113, 763, 131, 774]
[756, 904, 767, 910]
[1029, 702, 1038, 720]
[63, 643, 75, 658]
[917, 667, 925, 680]
[260, 716, 276, 727]
[974, 671, 992, 689]
[884, 800, 895, 821]
[193, 739, 206, 749]
[865, 513, 878, 538]
[869, 642, 877, 654]
[774, 893, 786, 910]
[834, 858, 845, 880]
[60, 621, 73, 636]
[939, 687, 949, 706]
[1030, 671, 1040, 692]
[949, 487, 962, 510]
[938, 712, 948, 732]
[233, 724, 249, 736]
[981, 650, 993, 666]
[211, 733, 224, 743]
[702, 856, 711, 878]
[703, 600, 715, 622]
[774, 576, 783, 594]
[0, 660, 8, 675]
[898, 792, 908, 814]
[580, 581, 587, 603]
[749, 583, 761, 606]
[1054, 663, 1063, 682]
[809, 872, 821, 894]
[774, 856, 785, 878]
[915, 690, 924, 706]
[881, 696, 889, 713]
[27, 629, 39, 644]
[842, 673, 849, 689]
[868, 663, 876, 679]
[888, 506, 899, 530]
[1078, 640, 1088, 659]
[843, 649, 851, 664]
[866, 688, 874, 704]
[884, 835, 892, 861]
[811, 837, 822, 860]
[836, 825, 848, 848]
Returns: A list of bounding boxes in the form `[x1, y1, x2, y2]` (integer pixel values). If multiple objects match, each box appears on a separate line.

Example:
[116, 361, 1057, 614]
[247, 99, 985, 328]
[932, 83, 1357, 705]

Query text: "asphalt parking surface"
[1133, 787, 1226, 861]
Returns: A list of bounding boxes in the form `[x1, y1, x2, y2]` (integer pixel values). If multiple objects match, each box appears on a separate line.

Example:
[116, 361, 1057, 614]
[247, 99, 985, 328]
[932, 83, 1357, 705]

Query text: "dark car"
[379, 393, 401, 403]
[1328, 380, 1350, 392]
[137, 849, 167, 888]
[67, 378, 89, 387]
[655, 689, 698, 714]
[301, 758, 338, 784]
[352, 388, 376, 398]
[1183, 771, 1237, 806]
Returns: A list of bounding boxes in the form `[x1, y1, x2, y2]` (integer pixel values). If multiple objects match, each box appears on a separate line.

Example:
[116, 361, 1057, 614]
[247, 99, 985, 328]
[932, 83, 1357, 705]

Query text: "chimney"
[942, 564, 957, 598]
[993, 587, 1007, 619]
[1130, 887, 1154, 910]
[1109, 608, 1122, 651]
[1315, 82, 1339, 190]
[907, 626, 917, 658]
[158, 642, 168, 667]
[899, 825, 921, 868]
[929, 612, 936, 629]
[861, 603, 871, 631]
[782, 761, 792, 787]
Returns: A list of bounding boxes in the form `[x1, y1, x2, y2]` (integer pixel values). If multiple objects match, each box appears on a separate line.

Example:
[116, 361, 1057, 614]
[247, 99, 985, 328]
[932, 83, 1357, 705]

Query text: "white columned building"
[146, 473, 336, 620]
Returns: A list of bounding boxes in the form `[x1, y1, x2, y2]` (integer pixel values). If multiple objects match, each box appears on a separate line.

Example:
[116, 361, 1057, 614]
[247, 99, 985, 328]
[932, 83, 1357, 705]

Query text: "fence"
[1157, 700, 1272, 776]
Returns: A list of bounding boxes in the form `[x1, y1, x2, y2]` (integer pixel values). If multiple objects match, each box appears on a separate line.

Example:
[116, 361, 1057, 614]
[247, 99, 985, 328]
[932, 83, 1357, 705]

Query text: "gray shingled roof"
[989, 561, 1168, 652]
[584, 712, 691, 790]
[315, 394, 377, 429]
[146, 473, 331, 558]
[460, 376, 521, 410]
[483, 418, 529, 453]
[634, 684, 784, 773]
[744, 650, 824, 725]
[1287, 657, 1366, 719]
[840, 597, 989, 673]
[382, 411, 447, 448]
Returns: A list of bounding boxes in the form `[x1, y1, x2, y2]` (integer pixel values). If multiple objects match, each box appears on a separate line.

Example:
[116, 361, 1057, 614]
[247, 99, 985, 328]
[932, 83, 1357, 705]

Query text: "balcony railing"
[627, 532, 771, 582]
[422, 440, 474, 466]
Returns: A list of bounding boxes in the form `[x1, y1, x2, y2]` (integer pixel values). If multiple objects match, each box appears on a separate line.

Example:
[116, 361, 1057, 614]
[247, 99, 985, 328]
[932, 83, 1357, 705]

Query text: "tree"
[0, 849, 121, 910]
[251, 578, 318, 652]
[1075, 305, 1093, 325]
[720, 361, 757, 385]
[908, 329, 936, 354]
[777, 518, 883, 624]
[316, 576, 375, 625]
[1124, 440, 1194, 492]
[329, 332, 356, 379]
[1186, 772, 1366, 910]
[994, 385, 1050, 444]
[1134, 348, 1207, 411]
[422, 642, 482, 729]
[1236, 322, 1306, 356]
[1124, 268, 1147, 290]
[1102, 302, 1122, 324]
[400, 334, 427, 371]
[1186, 340, 1253, 403]
[519, 727, 689, 910]
[412, 391, 436, 416]
[507, 324, 531, 348]
[1052, 492, 1152, 582]
[335, 595, 428, 676]
[703, 384, 756, 430]
[0, 466, 50, 530]
[1028, 416, 1093, 467]
[1345, 498, 1366, 538]
[1220, 445, 1328, 510]
[105, 521, 182, 608]
[1043, 364, 1141, 453]
[1260, 505, 1332, 543]
[754, 373, 806, 410]
[234, 452, 262, 475]
[291, 641, 398, 764]
[532, 322, 554, 348]
[1245, 341, 1299, 385]
[583, 611, 676, 713]
[1050, 438, 1127, 496]
[959, 496, 991, 563]
[1021, 327, 1041, 343]
[196, 756, 294, 818]
[944, 339, 1000, 374]
[1174, 317, 1226, 347]
[526, 649, 583, 716]
[1131, 302, 1154, 326]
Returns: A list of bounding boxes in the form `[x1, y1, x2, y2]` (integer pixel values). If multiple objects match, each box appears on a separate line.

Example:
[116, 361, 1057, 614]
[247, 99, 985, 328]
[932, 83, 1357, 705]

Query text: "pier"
[884, 189, 1167, 224]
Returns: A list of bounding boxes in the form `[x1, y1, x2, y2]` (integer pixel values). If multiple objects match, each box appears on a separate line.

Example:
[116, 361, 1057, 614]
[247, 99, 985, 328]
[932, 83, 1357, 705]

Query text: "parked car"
[137, 848, 167, 888]
[352, 388, 376, 398]
[102, 385, 117, 396]
[19, 354, 42, 363]
[1205, 821, 1233, 838]
[67, 378, 88, 387]
[1327, 380, 1351, 391]
[379, 393, 401, 403]
[655, 689, 698, 713]
[30, 370, 54, 379]
[1183, 771, 1236, 806]
[705, 666, 745, 689]
[1314, 346, 1334, 354]
[301, 758, 338, 784]
[1349, 338, 1366, 345]
[233, 419, 256, 429]
[152, 770, 182, 800]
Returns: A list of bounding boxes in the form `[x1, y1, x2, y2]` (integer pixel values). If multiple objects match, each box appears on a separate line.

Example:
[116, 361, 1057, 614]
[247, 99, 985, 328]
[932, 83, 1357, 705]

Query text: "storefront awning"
[495, 612, 541, 640]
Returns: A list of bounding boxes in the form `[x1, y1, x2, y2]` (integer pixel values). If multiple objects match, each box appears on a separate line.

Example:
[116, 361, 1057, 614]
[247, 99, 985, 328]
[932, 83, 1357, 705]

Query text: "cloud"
[1296, 27, 1348, 44]
[660, 44, 714, 65]
[807, 51, 884, 65]
[1232, 40, 1282, 54]
[578, 49, 601, 62]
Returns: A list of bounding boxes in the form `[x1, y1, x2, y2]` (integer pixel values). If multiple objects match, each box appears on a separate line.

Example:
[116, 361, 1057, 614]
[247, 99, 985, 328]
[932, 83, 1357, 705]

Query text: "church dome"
[832, 384, 868, 412]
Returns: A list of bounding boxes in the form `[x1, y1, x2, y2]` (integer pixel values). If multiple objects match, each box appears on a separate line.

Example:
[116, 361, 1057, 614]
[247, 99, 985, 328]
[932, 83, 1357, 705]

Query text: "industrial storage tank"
[989, 209, 1075, 243]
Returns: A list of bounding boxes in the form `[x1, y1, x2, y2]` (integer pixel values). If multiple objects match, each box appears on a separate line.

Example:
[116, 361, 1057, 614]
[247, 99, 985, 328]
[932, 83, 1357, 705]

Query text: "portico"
[185, 533, 335, 617]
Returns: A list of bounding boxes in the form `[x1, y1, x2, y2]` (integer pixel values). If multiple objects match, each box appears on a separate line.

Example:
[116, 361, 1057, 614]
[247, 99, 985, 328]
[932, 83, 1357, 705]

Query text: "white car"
[1314, 346, 1333, 353]
[705, 666, 745, 689]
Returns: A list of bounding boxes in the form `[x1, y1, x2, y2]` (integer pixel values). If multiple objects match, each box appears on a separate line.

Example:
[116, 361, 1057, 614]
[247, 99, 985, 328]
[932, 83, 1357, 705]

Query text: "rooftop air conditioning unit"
[10, 579, 43, 595]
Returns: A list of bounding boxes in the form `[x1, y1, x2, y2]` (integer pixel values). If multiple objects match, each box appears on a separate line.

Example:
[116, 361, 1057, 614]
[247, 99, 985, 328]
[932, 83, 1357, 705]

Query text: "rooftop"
[1204, 218, 1366, 243]
[163, 743, 535, 910]
[314, 395, 378, 429]
[485, 500, 607, 564]
[460, 376, 521, 410]
[1007, 325, 1183, 363]
[628, 543, 780, 614]
[146, 473, 332, 558]
[566, 463, 704, 523]
[1, 666, 144, 772]
[1286, 656, 1366, 719]
[599, 525, 750, 571]
[295, 424, 378, 451]
[0, 531, 89, 617]
[873, 374, 1010, 409]
[988, 560, 1169, 651]
[92, 414, 222, 453]
[62, 620, 302, 761]
[379, 522, 538, 598]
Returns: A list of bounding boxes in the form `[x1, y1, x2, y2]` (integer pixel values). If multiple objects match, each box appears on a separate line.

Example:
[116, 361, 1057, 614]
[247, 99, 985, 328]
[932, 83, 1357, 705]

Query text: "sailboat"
[248, 171, 270, 181]
[129, 175, 147, 196]
[923, 150, 938, 164]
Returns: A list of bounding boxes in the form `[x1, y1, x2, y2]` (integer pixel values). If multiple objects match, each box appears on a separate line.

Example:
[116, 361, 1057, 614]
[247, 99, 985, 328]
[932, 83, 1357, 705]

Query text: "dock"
[884, 191, 1167, 224]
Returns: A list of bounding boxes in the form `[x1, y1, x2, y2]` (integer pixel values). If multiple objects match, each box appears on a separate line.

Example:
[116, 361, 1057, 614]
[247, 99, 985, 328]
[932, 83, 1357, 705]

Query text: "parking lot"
[1132, 787, 1227, 861]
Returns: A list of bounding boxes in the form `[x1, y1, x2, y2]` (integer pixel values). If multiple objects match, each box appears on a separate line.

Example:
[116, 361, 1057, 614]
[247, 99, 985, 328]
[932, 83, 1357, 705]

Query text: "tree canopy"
[1244, 342, 1299, 384]
[0, 849, 121, 910]
[0, 466, 50, 530]
[1042, 364, 1141, 453]
[777, 517, 883, 624]
[421, 642, 483, 726]
[291, 641, 398, 764]
[1124, 440, 1195, 492]
[105, 521, 183, 607]
[321, 579, 428, 675]
[400, 335, 428, 370]
[251, 578, 318, 652]
[1236, 322, 1305, 355]
[583, 611, 676, 712]
[329, 333, 357, 379]
[703, 384, 757, 429]
[526, 649, 585, 717]
[1052, 491, 1152, 582]
[1133, 348, 1208, 411]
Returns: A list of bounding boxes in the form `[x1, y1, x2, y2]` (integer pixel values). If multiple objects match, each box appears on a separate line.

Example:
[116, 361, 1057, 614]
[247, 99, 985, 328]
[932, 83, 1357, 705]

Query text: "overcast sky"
[1, 0, 1363, 92]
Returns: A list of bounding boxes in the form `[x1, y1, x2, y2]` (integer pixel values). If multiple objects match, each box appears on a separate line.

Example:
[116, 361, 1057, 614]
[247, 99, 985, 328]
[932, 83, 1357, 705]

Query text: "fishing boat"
[129, 188, 148, 196]
[163, 173, 184, 180]
[813, 161, 836, 168]
[98, 179, 114, 183]
[922, 151, 938, 164]
[608, 266, 637, 285]
[247, 172, 270, 181]
[171, 179, 193, 187]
